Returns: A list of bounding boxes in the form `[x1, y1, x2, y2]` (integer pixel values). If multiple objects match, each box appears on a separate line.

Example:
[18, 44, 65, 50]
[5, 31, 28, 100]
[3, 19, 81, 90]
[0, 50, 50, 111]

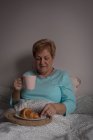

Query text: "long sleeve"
[60, 72, 76, 115]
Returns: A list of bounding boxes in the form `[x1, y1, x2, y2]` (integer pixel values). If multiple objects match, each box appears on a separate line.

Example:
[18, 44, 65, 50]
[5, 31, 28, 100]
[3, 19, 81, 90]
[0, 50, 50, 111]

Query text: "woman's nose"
[40, 58, 45, 64]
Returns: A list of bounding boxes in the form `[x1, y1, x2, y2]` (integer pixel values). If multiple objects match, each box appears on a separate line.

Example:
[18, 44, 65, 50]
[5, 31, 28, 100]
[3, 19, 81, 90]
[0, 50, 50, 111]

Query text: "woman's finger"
[41, 105, 49, 115]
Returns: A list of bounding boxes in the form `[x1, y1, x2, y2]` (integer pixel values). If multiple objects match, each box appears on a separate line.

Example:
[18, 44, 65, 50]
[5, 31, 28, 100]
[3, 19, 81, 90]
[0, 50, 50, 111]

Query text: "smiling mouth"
[40, 65, 46, 67]
[39, 66, 47, 70]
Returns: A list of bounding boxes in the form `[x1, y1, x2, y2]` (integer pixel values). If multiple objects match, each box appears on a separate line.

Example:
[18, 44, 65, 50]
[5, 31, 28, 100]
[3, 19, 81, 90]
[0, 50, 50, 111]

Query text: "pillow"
[71, 76, 81, 92]
[74, 95, 93, 114]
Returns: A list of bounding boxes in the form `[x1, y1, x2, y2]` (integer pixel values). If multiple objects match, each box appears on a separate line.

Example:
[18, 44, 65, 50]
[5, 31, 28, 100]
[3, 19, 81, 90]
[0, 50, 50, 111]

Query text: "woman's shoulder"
[54, 69, 72, 85]
[54, 69, 71, 81]
[54, 69, 68, 76]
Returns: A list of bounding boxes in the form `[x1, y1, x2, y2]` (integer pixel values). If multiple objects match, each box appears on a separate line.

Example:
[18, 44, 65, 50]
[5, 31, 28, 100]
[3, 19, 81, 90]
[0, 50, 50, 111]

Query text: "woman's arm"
[60, 72, 76, 115]
[41, 103, 66, 116]
[41, 72, 76, 116]
[12, 78, 23, 105]
[12, 88, 21, 103]
[53, 103, 66, 115]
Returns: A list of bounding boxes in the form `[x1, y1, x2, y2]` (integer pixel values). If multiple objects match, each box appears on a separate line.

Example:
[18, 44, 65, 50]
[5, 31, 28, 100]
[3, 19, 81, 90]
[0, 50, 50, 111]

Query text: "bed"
[0, 83, 93, 140]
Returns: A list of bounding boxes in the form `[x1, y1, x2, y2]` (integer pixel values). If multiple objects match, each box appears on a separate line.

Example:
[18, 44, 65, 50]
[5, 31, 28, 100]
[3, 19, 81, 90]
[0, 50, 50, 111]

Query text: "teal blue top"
[19, 69, 76, 115]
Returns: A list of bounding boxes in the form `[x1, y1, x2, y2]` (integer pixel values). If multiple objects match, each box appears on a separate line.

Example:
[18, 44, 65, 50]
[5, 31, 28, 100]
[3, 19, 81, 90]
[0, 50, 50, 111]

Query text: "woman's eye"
[44, 57, 49, 60]
[35, 58, 40, 61]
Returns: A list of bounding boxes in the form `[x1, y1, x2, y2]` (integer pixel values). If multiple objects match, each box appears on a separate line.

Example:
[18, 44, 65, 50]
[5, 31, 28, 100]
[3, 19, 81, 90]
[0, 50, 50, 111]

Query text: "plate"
[14, 112, 46, 121]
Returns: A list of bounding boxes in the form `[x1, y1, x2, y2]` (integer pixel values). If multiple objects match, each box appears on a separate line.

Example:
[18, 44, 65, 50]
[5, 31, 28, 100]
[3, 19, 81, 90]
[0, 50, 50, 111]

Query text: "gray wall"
[0, 0, 93, 97]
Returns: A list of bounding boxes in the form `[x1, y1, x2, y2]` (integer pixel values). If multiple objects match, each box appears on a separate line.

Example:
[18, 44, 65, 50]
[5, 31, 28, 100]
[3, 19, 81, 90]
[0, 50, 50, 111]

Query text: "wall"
[0, 0, 93, 96]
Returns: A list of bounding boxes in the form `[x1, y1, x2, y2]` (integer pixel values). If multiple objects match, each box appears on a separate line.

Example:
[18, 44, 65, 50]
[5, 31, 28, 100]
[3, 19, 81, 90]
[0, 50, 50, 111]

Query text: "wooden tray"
[4, 109, 52, 126]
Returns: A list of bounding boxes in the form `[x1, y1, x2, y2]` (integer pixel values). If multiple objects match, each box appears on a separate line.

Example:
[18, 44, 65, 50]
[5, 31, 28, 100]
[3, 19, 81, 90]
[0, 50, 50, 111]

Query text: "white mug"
[23, 75, 36, 90]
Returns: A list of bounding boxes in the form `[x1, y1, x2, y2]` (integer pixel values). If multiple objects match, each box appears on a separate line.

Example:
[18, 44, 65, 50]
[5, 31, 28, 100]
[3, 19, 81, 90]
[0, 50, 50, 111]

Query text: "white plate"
[14, 112, 46, 121]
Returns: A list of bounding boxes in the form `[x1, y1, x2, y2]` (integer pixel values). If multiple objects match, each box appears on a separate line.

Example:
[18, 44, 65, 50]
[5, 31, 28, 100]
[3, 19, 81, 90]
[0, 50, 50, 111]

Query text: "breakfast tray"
[4, 109, 52, 126]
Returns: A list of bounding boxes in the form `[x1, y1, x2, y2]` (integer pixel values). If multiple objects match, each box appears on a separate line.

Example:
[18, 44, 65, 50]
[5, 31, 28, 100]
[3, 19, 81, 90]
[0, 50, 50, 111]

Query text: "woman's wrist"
[13, 87, 21, 92]
[12, 87, 21, 101]
[53, 103, 66, 115]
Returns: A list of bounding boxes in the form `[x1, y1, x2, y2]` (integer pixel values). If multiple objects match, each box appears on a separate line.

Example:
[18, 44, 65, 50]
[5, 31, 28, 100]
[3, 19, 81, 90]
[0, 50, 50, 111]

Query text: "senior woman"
[12, 39, 76, 116]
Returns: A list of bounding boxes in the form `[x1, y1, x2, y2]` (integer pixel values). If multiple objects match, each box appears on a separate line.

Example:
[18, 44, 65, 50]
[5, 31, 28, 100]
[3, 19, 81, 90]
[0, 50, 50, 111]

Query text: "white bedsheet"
[0, 113, 93, 140]
[0, 98, 93, 140]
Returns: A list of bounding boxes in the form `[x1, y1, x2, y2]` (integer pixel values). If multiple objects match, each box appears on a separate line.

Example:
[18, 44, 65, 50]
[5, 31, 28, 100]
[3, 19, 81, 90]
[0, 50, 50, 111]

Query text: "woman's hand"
[12, 78, 22, 103]
[14, 78, 23, 91]
[41, 103, 57, 117]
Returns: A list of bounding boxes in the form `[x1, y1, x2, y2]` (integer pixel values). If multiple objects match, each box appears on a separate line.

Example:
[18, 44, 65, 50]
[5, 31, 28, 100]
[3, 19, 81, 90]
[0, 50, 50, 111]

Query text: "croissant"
[20, 108, 40, 119]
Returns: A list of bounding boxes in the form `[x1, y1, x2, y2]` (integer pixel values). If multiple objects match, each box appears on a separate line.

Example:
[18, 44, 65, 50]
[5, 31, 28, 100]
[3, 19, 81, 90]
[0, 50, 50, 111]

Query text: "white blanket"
[0, 99, 93, 140]
[0, 113, 93, 140]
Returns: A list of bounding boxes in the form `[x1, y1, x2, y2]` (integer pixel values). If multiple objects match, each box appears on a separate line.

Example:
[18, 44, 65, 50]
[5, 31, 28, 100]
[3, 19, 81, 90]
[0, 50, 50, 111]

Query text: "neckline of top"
[35, 68, 57, 79]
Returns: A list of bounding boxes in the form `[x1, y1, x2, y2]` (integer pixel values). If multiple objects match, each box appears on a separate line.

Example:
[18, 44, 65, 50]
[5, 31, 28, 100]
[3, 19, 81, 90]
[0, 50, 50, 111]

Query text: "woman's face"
[34, 49, 54, 76]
